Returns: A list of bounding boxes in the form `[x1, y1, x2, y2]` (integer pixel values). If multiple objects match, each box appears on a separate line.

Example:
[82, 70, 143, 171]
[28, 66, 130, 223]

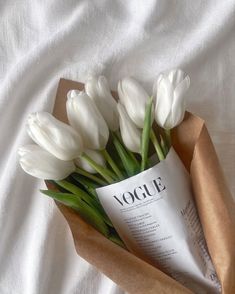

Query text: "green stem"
[112, 132, 140, 176]
[81, 153, 115, 184]
[150, 129, 165, 161]
[141, 96, 153, 171]
[75, 167, 107, 186]
[160, 134, 168, 156]
[113, 131, 140, 168]
[165, 129, 171, 149]
[101, 149, 124, 180]
[127, 150, 139, 166]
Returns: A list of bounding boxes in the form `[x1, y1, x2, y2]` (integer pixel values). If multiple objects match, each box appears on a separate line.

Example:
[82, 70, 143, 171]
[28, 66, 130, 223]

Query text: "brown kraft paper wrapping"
[48, 78, 235, 294]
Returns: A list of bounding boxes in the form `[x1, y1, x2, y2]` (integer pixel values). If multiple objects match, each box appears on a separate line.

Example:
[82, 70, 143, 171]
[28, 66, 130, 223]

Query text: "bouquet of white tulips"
[19, 69, 222, 293]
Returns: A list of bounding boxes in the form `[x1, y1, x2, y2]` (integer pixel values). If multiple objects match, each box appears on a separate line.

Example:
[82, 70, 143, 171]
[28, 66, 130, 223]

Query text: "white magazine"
[96, 148, 221, 294]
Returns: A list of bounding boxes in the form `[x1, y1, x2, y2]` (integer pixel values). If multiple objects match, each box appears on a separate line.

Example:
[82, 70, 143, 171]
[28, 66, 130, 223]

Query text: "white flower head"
[118, 77, 153, 128]
[19, 144, 76, 180]
[66, 90, 109, 150]
[153, 69, 190, 129]
[27, 112, 83, 160]
[117, 102, 141, 153]
[85, 75, 119, 131]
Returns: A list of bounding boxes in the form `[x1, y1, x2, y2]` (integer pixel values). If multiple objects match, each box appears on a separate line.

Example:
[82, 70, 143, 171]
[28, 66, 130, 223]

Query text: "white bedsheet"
[0, 1, 234, 293]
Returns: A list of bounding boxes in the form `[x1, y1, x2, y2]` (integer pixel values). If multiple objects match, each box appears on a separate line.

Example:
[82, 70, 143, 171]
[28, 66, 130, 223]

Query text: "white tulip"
[67, 89, 80, 99]
[153, 69, 190, 129]
[27, 112, 83, 161]
[85, 75, 119, 131]
[118, 77, 152, 128]
[18, 144, 76, 180]
[75, 149, 105, 174]
[66, 90, 109, 150]
[117, 103, 141, 153]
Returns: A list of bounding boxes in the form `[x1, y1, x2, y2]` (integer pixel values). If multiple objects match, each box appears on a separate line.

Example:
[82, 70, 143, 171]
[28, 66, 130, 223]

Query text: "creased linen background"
[0, 1, 234, 293]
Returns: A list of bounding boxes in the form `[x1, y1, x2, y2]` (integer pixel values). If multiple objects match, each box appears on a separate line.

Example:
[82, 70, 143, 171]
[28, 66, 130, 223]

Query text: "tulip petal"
[173, 75, 190, 104]
[84, 76, 98, 99]
[67, 89, 80, 99]
[155, 76, 174, 128]
[27, 112, 83, 160]
[66, 91, 109, 150]
[85, 75, 119, 131]
[117, 102, 142, 153]
[168, 69, 184, 88]
[154, 69, 190, 129]
[118, 77, 149, 128]
[19, 144, 75, 180]
[75, 149, 105, 174]
[171, 76, 190, 127]
[18, 144, 39, 156]
[97, 76, 110, 96]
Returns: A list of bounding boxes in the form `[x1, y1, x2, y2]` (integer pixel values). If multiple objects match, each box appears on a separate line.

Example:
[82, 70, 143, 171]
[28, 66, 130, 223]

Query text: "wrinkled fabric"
[0, 1, 234, 294]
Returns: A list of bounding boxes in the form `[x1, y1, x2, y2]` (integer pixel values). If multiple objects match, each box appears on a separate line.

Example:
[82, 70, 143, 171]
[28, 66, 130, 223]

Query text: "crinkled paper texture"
[48, 78, 235, 294]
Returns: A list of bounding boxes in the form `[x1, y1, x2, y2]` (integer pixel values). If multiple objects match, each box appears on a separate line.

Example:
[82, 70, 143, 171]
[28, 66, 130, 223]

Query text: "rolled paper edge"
[190, 125, 235, 294]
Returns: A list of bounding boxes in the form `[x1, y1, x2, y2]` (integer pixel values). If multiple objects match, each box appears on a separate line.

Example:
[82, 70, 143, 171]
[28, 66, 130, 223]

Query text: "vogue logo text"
[113, 177, 166, 206]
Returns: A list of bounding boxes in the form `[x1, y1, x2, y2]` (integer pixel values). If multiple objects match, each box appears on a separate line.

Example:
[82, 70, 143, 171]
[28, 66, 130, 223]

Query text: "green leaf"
[55, 180, 88, 195]
[141, 96, 153, 171]
[71, 174, 99, 198]
[41, 190, 81, 209]
[101, 149, 124, 180]
[54, 180, 99, 211]
[75, 167, 107, 186]
[41, 189, 109, 237]
[70, 175, 114, 228]
[109, 234, 126, 249]
[160, 133, 168, 156]
[150, 129, 165, 161]
[112, 132, 140, 177]
[81, 153, 117, 184]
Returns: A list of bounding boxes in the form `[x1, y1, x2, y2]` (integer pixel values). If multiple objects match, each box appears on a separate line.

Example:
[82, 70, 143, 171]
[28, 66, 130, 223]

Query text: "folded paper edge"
[190, 125, 235, 294]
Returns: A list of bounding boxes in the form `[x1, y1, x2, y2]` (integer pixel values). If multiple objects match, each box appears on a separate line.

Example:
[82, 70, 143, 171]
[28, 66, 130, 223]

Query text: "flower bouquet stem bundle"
[18, 71, 235, 294]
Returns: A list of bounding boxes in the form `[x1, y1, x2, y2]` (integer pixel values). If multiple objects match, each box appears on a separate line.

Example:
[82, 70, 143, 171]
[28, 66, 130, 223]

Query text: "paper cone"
[48, 78, 235, 294]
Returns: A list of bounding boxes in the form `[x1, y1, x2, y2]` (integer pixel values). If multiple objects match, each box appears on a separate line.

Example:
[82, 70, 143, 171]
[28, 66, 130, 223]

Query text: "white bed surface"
[0, 1, 234, 293]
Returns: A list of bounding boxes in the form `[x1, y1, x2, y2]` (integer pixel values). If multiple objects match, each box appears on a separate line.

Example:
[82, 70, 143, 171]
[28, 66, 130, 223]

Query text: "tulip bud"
[117, 103, 141, 153]
[85, 76, 119, 131]
[27, 112, 83, 161]
[75, 149, 106, 174]
[66, 90, 109, 150]
[18, 145, 76, 180]
[67, 89, 80, 99]
[118, 77, 152, 128]
[153, 69, 190, 129]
